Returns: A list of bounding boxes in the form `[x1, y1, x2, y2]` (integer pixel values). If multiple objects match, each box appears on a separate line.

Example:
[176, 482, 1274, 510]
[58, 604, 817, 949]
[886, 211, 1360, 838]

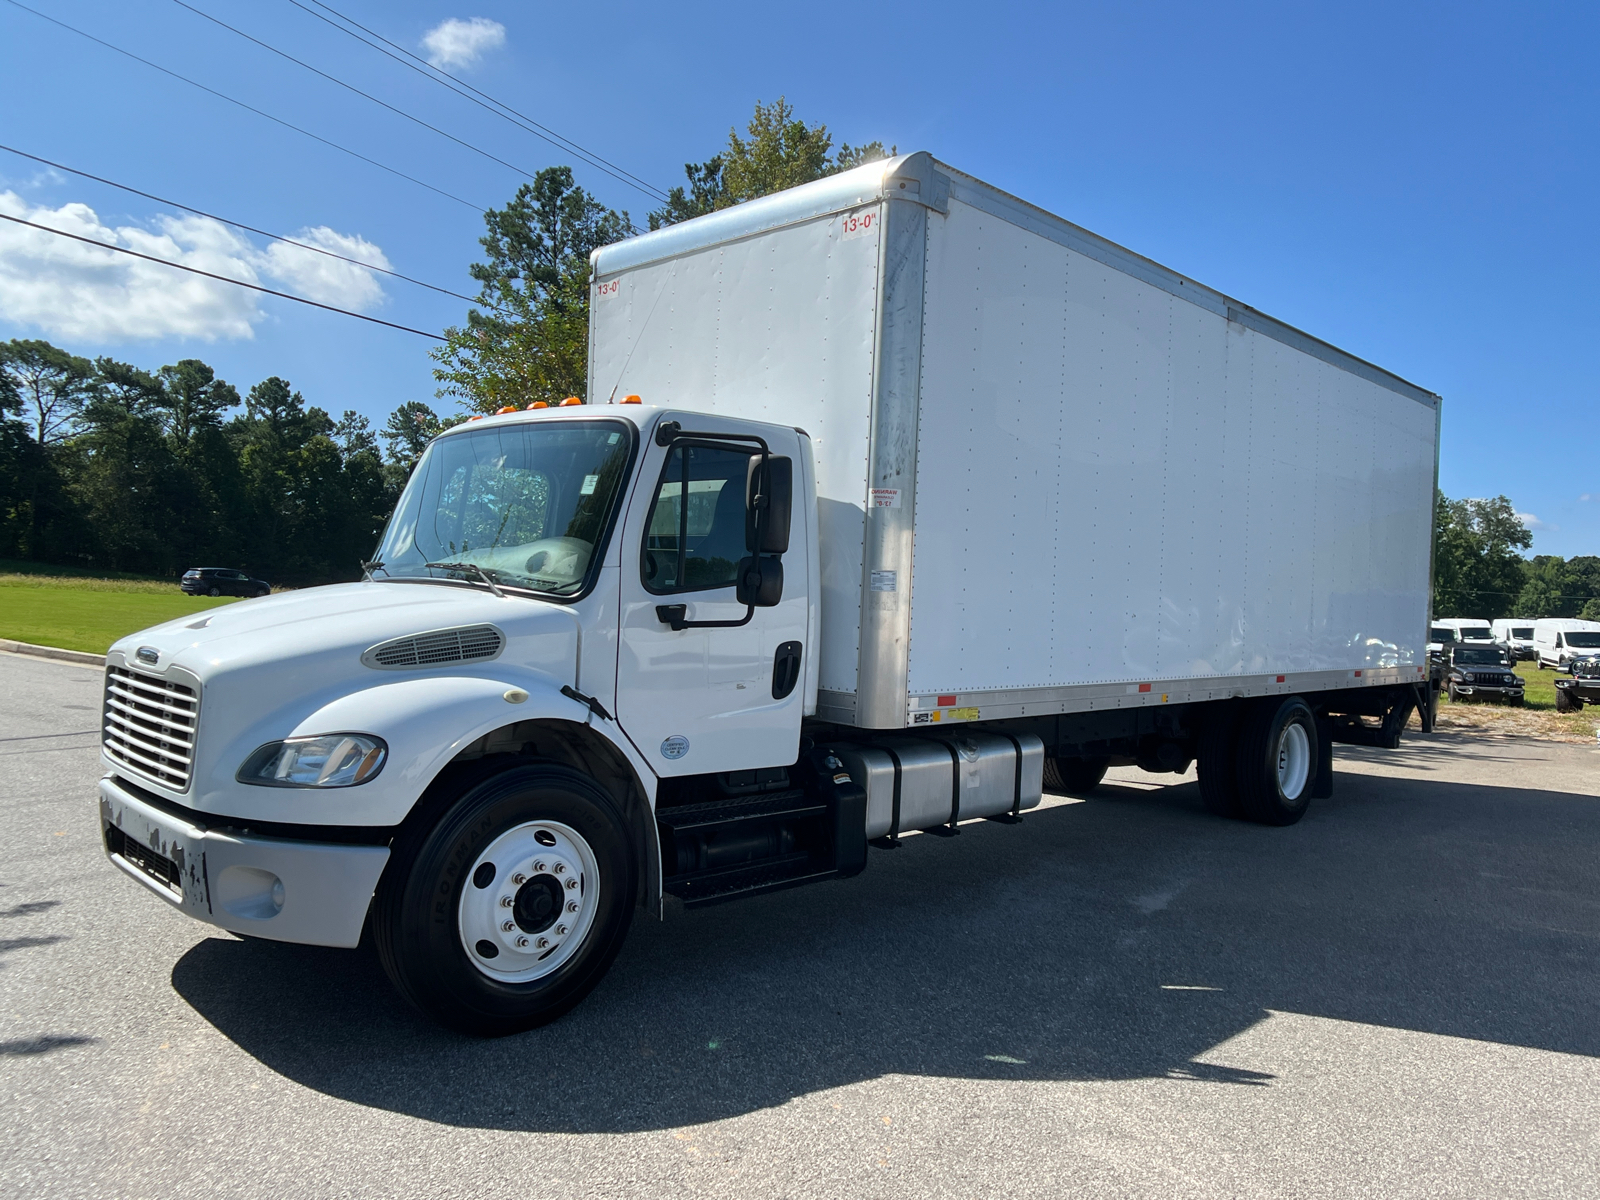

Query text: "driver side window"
[642, 444, 750, 594]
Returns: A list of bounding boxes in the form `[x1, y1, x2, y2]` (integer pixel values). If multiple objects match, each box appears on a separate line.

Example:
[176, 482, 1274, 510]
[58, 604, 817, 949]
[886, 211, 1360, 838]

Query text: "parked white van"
[1435, 619, 1494, 644]
[1533, 618, 1600, 670]
[1491, 618, 1537, 661]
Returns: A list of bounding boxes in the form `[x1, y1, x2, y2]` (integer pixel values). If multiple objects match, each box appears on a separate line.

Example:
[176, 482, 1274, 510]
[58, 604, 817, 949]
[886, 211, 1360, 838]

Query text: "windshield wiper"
[424, 561, 506, 598]
[360, 559, 387, 581]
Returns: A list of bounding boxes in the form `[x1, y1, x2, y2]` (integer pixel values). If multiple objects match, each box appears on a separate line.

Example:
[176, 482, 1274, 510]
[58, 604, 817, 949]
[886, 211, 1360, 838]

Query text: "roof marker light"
[496, 406, 517, 414]
[560, 396, 582, 407]
[622, 394, 642, 404]
[527, 401, 548, 410]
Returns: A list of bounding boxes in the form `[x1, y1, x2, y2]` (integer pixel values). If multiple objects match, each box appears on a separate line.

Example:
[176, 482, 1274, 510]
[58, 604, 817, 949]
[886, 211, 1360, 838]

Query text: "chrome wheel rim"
[457, 820, 599, 983]
[1276, 721, 1311, 800]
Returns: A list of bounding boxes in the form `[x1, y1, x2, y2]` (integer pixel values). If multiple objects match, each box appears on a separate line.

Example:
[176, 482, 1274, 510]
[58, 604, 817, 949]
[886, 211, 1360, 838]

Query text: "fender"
[278, 672, 653, 827]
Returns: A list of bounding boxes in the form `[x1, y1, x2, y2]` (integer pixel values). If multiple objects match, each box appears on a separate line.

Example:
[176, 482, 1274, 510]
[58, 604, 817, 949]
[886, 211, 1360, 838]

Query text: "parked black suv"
[1555, 656, 1600, 712]
[1445, 644, 1524, 705]
[181, 567, 270, 598]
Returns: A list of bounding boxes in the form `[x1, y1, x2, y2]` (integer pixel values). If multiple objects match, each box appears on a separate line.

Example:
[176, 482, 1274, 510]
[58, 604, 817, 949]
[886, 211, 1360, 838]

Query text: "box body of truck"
[589, 153, 1441, 729]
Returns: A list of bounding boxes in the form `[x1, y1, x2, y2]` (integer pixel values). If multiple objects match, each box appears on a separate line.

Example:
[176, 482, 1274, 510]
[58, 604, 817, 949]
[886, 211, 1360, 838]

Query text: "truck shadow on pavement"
[172, 766, 1600, 1133]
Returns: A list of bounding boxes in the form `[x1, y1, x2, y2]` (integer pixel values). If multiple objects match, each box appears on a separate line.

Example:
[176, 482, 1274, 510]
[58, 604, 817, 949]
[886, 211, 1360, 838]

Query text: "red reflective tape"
[938, 694, 957, 706]
[1354, 670, 1363, 677]
[1276, 675, 1285, 683]
[1138, 683, 1152, 693]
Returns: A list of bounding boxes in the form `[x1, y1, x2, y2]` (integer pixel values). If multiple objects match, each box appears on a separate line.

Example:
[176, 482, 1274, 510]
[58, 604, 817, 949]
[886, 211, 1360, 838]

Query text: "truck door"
[615, 423, 809, 776]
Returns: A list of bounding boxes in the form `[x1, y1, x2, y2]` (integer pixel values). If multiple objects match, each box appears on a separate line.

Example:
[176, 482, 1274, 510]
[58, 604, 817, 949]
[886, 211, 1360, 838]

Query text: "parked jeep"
[1445, 644, 1524, 705]
[1554, 656, 1600, 712]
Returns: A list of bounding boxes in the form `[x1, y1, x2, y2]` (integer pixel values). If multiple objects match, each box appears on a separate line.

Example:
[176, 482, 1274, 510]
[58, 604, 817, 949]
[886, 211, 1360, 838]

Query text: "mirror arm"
[656, 603, 756, 632]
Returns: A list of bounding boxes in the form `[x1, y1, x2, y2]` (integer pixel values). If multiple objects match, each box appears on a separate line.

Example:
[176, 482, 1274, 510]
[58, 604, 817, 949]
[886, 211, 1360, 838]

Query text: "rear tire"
[1234, 697, 1318, 827]
[374, 763, 636, 1036]
[1042, 755, 1109, 795]
[207, 586, 220, 596]
[1197, 703, 1244, 818]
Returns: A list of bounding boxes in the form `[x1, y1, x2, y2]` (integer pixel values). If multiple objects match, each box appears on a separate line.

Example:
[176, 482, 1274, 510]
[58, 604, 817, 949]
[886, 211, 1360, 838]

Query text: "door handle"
[772, 641, 802, 699]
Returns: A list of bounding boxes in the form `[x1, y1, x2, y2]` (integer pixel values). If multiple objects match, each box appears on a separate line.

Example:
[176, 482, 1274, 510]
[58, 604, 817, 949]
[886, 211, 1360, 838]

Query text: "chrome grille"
[363, 624, 505, 669]
[103, 667, 199, 791]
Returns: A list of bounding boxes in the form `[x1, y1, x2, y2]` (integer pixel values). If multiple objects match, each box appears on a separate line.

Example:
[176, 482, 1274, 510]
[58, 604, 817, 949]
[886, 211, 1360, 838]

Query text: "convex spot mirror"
[745, 456, 791, 555]
[736, 555, 784, 608]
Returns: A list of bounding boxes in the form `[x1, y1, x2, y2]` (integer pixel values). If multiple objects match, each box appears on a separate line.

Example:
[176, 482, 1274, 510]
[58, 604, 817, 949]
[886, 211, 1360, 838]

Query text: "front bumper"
[98, 774, 389, 948]
[1451, 684, 1523, 698]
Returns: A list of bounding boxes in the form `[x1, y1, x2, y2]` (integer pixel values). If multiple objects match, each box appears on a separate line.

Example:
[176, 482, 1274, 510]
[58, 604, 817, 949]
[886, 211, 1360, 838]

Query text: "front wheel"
[207, 586, 221, 597]
[1234, 697, 1318, 826]
[1555, 687, 1580, 714]
[374, 763, 637, 1036]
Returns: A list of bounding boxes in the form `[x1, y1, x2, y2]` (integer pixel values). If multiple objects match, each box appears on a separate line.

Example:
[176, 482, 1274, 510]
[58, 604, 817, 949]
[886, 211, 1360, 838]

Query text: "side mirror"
[746, 456, 792, 555]
[736, 555, 783, 607]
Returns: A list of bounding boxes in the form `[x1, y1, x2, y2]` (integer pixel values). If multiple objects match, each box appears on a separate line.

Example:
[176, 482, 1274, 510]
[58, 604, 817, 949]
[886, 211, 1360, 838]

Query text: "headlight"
[238, 734, 388, 788]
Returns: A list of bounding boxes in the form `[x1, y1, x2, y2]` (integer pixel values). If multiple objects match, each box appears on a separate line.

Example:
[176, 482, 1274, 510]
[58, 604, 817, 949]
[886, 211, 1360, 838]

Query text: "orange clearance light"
[528, 401, 549, 409]
[496, 406, 517, 415]
[560, 396, 582, 406]
[468, 414, 485, 421]
[622, 394, 642, 404]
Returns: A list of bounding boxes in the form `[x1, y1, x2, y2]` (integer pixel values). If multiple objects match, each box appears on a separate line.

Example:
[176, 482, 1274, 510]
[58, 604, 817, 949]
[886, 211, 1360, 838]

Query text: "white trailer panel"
[590, 154, 1439, 730]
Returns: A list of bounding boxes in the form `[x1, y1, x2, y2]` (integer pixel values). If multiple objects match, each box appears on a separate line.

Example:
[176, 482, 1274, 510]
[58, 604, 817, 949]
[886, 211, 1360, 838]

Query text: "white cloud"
[420, 17, 506, 69]
[1516, 511, 1557, 532]
[0, 192, 388, 343]
[1581, 494, 1592, 502]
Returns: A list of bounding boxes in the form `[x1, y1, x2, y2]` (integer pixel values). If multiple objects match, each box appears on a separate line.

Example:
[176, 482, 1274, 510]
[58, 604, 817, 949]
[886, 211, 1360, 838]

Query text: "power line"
[0, 213, 444, 340]
[171, 1, 558, 195]
[1, 0, 485, 212]
[0, 143, 495, 311]
[289, 0, 669, 204]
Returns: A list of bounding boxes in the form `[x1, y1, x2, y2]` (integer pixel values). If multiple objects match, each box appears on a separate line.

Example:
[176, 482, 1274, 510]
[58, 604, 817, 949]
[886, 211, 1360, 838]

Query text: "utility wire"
[289, 0, 669, 204]
[0, 143, 498, 311]
[1, 0, 485, 212]
[172, 1, 555, 198]
[0, 213, 444, 340]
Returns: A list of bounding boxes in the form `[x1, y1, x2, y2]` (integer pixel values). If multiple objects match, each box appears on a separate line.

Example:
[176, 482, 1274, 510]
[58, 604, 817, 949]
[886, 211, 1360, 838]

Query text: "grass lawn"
[0, 573, 242, 654]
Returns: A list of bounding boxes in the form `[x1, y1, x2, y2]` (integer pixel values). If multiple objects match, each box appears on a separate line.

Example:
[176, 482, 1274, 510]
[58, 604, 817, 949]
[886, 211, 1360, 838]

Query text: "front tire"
[374, 763, 637, 1036]
[1234, 697, 1318, 826]
[1042, 755, 1109, 795]
[207, 586, 221, 596]
[1555, 688, 1580, 713]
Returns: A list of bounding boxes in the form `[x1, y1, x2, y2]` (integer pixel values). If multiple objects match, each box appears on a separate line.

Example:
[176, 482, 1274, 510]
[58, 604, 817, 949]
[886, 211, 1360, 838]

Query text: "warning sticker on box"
[870, 570, 897, 592]
[871, 488, 901, 509]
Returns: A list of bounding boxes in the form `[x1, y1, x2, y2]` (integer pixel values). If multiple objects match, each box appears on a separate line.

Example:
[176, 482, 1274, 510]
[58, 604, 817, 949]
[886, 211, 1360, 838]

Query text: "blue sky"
[1, 1, 1594, 554]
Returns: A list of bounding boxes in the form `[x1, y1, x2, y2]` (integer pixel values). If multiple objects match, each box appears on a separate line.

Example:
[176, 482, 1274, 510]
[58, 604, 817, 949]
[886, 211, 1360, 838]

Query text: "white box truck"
[98, 154, 1440, 1035]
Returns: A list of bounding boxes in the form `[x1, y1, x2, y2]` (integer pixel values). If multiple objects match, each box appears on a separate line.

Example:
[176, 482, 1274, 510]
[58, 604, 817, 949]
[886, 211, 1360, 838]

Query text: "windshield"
[374, 419, 633, 596]
[1453, 647, 1509, 666]
[1429, 628, 1455, 643]
[1564, 632, 1600, 648]
[1511, 627, 1533, 639]
[1458, 627, 1493, 641]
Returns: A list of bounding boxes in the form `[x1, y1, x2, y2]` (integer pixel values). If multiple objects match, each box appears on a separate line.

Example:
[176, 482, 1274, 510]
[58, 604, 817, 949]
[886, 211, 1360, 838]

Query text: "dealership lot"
[2, 650, 1597, 1200]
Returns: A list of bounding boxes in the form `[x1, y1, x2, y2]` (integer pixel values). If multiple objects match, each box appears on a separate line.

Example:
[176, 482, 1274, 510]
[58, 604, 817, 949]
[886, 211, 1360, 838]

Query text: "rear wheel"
[1042, 755, 1109, 795]
[1234, 697, 1318, 826]
[207, 586, 221, 596]
[374, 763, 636, 1036]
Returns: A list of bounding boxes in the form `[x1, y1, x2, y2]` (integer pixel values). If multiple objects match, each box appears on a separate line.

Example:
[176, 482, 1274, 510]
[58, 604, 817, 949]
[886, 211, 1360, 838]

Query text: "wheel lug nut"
[565, 878, 578, 889]
[555, 924, 567, 935]
[536, 937, 549, 949]
[566, 901, 578, 913]
[502, 920, 515, 932]
[553, 863, 566, 875]
[511, 873, 527, 885]
[516, 935, 529, 948]
[533, 861, 546, 872]
[500, 895, 513, 907]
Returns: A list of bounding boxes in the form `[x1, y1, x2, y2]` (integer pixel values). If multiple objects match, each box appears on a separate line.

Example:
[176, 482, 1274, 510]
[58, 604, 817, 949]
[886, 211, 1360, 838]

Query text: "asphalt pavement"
[2, 649, 1598, 1199]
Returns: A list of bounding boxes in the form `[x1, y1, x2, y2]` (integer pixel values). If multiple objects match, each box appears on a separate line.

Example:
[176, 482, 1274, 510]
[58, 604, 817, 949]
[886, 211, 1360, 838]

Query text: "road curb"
[0, 639, 106, 667]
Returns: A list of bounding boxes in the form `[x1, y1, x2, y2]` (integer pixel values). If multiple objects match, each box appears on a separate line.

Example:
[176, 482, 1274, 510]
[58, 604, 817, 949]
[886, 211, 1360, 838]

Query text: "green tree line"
[1433, 491, 1600, 620]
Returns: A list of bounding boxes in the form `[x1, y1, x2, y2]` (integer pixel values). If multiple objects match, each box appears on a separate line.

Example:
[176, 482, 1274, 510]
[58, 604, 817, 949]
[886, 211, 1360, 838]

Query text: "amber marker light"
[560, 396, 583, 406]
[527, 401, 549, 409]
[622, 394, 642, 404]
